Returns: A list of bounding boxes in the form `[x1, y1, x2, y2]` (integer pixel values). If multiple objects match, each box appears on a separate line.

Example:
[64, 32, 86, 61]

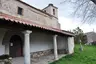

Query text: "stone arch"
[9, 35, 23, 57]
[2, 30, 23, 45]
[2, 30, 23, 55]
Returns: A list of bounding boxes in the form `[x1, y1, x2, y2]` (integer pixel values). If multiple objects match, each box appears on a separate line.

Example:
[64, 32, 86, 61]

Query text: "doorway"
[9, 35, 23, 58]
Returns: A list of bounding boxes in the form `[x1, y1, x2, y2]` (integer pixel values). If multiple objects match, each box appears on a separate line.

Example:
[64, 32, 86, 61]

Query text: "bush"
[0, 54, 10, 60]
[0, 54, 12, 64]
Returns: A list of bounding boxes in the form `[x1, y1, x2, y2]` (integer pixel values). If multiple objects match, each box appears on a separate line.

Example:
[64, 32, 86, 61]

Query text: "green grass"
[50, 45, 96, 64]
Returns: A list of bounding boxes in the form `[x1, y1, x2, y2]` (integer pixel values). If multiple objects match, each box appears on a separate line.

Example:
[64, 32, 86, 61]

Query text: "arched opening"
[9, 35, 23, 58]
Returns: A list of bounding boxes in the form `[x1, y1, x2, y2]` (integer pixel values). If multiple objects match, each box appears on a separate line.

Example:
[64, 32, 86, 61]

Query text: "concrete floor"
[12, 54, 66, 64]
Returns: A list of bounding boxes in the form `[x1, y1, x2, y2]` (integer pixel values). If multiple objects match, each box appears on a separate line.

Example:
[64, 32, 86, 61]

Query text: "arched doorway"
[9, 35, 23, 58]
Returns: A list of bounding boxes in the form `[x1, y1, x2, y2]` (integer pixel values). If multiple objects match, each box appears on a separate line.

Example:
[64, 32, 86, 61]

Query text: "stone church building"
[0, 0, 74, 64]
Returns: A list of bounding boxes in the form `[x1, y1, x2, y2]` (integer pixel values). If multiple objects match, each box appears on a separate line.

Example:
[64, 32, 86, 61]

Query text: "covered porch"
[2, 29, 72, 64]
[0, 13, 74, 64]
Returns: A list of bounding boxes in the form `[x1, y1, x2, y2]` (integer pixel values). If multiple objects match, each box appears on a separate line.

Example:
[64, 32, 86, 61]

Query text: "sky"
[22, 0, 96, 33]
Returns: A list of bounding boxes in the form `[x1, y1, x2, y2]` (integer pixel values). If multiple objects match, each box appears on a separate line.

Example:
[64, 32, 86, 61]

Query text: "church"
[0, 0, 74, 64]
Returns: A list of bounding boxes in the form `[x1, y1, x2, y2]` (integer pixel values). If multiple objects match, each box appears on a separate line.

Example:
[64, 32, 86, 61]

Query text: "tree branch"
[91, 0, 96, 4]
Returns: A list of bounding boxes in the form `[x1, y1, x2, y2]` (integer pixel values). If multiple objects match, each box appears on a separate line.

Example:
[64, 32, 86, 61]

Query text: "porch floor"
[12, 54, 66, 64]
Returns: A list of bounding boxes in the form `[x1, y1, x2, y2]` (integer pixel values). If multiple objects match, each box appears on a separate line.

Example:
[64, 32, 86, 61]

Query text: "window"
[53, 9, 55, 15]
[18, 7, 23, 15]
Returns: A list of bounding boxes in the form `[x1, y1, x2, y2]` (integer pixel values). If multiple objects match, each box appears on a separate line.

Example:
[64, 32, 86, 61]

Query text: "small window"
[18, 7, 23, 15]
[53, 9, 55, 15]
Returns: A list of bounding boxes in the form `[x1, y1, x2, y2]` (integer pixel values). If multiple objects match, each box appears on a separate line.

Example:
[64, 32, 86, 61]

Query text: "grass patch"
[50, 45, 96, 64]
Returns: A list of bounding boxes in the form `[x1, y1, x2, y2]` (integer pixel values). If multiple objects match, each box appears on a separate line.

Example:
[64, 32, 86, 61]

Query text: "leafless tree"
[60, 0, 96, 24]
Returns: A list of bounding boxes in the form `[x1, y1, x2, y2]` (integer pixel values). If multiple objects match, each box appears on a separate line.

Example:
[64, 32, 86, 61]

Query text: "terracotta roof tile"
[0, 13, 74, 36]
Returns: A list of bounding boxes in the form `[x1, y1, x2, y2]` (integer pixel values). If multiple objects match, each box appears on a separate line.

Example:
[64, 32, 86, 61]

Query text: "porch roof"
[0, 13, 74, 36]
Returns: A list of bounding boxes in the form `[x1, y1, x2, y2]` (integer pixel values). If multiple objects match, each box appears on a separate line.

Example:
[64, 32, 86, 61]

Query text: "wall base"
[31, 49, 53, 58]
[31, 49, 68, 58]
[58, 49, 68, 54]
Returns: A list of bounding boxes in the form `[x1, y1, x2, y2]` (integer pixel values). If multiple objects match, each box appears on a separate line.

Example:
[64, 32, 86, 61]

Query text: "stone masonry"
[31, 49, 68, 58]
[0, 0, 60, 29]
[31, 49, 53, 58]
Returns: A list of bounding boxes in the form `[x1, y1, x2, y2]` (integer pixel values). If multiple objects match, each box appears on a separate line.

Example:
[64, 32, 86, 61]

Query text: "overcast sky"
[22, 0, 96, 33]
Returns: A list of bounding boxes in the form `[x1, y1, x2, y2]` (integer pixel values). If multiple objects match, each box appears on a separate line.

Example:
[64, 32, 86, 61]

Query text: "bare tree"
[60, 0, 96, 24]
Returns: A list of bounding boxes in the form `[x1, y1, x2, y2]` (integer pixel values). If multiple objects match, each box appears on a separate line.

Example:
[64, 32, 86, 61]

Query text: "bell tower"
[43, 4, 58, 18]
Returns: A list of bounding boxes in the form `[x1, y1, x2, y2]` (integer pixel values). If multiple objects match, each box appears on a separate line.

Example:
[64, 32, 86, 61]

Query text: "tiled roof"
[0, 13, 74, 36]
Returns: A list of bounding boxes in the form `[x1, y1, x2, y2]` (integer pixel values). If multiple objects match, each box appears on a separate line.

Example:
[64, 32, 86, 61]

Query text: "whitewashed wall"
[30, 32, 69, 53]
[0, 28, 7, 55]
[0, 29, 69, 54]
[30, 32, 53, 52]
[3, 30, 54, 54]
[68, 37, 74, 54]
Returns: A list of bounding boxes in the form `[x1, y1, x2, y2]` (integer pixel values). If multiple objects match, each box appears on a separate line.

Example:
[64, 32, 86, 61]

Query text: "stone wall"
[0, 0, 60, 29]
[31, 49, 53, 58]
[31, 49, 68, 58]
